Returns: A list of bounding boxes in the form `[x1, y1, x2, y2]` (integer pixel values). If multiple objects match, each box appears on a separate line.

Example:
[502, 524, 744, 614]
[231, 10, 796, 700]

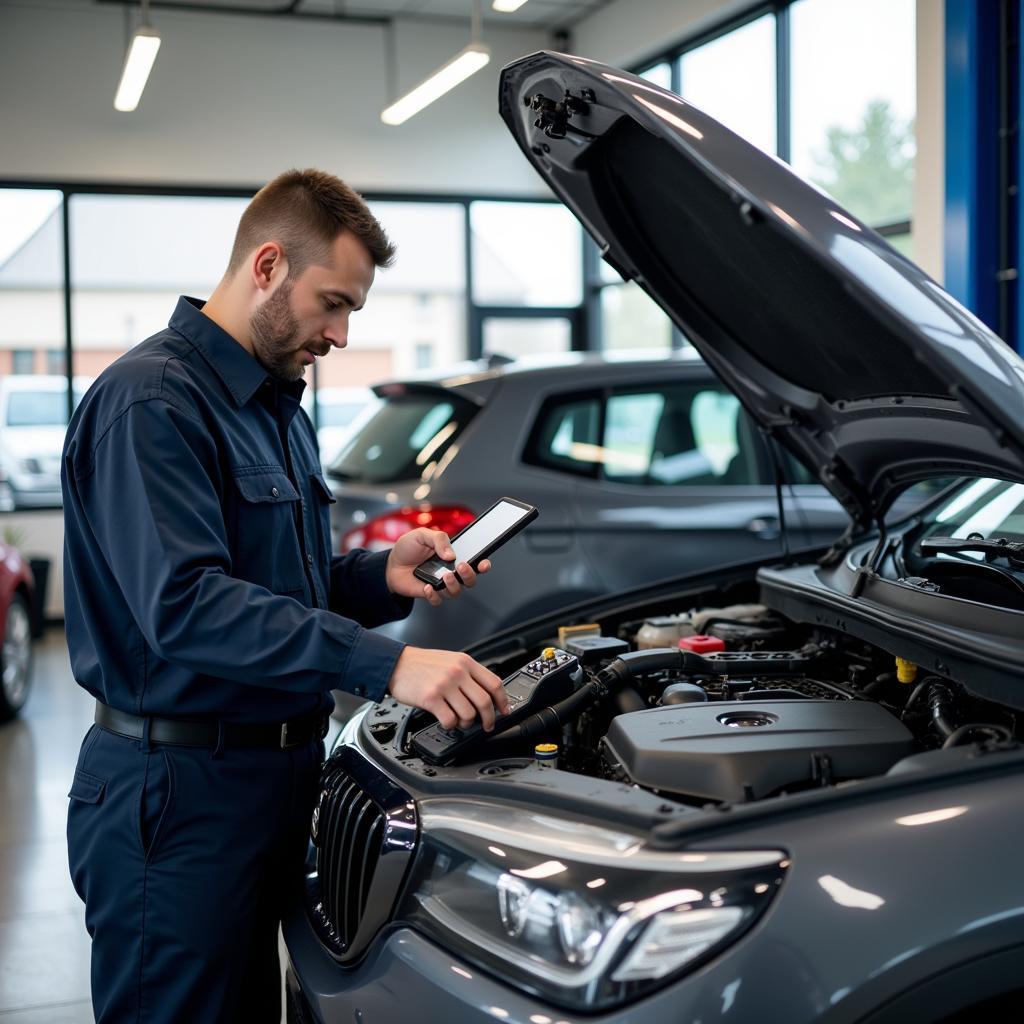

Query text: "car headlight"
[397, 798, 787, 1010]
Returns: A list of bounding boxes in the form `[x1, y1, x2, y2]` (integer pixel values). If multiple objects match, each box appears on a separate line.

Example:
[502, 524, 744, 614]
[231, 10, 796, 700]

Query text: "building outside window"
[0, 188, 590, 507]
[11, 350, 34, 374]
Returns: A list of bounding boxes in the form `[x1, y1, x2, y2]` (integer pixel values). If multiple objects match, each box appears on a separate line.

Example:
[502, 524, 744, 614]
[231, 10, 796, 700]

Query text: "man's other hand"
[385, 527, 491, 606]
[387, 648, 509, 731]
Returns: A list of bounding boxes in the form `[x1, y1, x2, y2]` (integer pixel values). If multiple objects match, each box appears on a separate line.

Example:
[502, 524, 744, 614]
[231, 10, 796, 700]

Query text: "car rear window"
[327, 391, 477, 484]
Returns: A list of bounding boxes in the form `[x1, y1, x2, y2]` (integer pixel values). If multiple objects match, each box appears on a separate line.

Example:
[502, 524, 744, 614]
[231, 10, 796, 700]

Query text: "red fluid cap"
[678, 634, 726, 654]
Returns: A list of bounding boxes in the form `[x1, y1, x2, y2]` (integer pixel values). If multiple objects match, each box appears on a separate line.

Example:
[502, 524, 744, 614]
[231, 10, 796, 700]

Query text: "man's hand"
[388, 647, 510, 731]
[385, 527, 491, 607]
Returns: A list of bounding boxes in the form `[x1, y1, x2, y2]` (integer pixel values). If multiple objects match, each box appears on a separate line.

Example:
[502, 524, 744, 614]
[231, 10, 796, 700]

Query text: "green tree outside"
[812, 98, 915, 228]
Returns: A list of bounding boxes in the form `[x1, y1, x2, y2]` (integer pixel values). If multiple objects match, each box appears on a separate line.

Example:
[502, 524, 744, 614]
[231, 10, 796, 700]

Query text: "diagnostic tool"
[413, 497, 538, 591]
[411, 647, 581, 765]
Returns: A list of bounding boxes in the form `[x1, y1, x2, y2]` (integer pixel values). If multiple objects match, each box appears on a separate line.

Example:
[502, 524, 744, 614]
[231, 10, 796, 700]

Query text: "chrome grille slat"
[309, 747, 417, 962]
[317, 774, 347, 934]
[331, 781, 364, 943]
[358, 816, 386, 913]
[343, 799, 375, 942]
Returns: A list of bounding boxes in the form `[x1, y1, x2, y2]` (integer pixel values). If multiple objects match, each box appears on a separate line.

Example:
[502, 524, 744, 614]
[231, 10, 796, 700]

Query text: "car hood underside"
[499, 51, 1024, 527]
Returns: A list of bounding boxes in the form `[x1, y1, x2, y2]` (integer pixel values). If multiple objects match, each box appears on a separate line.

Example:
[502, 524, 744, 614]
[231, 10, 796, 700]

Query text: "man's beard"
[248, 280, 307, 383]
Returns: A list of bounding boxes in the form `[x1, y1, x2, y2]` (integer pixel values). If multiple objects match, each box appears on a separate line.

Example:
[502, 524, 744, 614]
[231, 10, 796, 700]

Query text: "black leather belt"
[94, 701, 329, 750]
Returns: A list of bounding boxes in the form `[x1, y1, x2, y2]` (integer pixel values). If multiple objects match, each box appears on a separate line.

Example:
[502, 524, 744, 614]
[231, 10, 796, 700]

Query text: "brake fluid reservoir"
[637, 614, 695, 649]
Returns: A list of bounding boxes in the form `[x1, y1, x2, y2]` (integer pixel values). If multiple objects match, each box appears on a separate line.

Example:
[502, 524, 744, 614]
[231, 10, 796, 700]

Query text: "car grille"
[308, 745, 417, 962]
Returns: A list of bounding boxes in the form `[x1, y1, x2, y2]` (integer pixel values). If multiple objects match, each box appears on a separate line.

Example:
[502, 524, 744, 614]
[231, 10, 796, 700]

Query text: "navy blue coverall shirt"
[63, 295, 411, 721]
[62, 296, 416, 1024]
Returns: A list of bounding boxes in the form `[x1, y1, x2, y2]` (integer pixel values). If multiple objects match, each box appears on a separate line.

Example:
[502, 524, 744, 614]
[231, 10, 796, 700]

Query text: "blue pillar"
[945, 0, 1002, 339]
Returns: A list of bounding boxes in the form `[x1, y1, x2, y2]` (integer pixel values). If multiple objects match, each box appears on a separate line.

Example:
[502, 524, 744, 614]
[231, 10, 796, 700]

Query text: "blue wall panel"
[945, 0, 1002, 339]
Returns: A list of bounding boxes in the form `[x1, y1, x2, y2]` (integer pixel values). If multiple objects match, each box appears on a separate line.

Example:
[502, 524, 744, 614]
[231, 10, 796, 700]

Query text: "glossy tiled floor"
[0, 629, 94, 1022]
[0, 629, 336, 1023]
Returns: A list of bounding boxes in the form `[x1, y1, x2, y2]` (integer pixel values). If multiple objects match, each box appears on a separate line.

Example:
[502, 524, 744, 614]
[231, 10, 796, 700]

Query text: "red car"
[0, 539, 34, 720]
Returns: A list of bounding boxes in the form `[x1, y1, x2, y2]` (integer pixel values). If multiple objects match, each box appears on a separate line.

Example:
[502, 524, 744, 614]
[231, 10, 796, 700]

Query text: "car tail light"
[341, 504, 475, 553]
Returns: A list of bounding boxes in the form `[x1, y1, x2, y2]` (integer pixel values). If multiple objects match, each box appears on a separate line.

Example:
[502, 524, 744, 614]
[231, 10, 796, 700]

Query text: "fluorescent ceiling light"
[381, 42, 490, 125]
[493, 0, 530, 11]
[114, 26, 161, 112]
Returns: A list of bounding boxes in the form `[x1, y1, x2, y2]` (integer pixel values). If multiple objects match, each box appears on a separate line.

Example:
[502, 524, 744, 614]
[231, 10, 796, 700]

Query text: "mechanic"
[61, 168, 509, 1024]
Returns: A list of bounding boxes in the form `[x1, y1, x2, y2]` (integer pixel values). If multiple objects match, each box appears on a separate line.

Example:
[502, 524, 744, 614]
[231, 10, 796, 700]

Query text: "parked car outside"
[0, 375, 91, 510]
[0, 537, 34, 720]
[324, 351, 854, 651]
[284, 53, 1024, 1024]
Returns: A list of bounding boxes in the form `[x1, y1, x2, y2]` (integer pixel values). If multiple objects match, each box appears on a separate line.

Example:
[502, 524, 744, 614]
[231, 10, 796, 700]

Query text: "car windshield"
[917, 479, 1024, 545]
[896, 477, 1024, 609]
[6, 389, 84, 427]
[327, 391, 477, 484]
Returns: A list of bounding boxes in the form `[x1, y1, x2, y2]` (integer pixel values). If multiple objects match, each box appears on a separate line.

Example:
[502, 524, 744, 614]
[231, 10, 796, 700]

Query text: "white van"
[0, 375, 91, 510]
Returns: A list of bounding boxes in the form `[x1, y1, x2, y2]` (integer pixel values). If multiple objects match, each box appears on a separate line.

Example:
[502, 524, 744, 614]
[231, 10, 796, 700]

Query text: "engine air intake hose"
[486, 646, 821, 747]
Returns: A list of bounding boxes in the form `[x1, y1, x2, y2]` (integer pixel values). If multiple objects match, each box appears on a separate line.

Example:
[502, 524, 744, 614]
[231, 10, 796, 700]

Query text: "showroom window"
[524, 385, 759, 487]
[69, 194, 248, 383]
[592, 0, 917, 350]
[0, 186, 588, 508]
[679, 12, 777, 156]
[0, 187, 68, 513]
[470, 200, 584, 358]
[790, 0, 915, 246]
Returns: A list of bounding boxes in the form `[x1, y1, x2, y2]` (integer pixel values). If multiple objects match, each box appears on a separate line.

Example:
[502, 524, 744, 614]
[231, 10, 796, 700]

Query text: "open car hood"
[500, 52, 1024, 527]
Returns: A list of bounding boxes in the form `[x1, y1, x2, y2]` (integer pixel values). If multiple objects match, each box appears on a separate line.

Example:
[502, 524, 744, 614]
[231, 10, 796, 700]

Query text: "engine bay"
[361, 594, 1022, 811]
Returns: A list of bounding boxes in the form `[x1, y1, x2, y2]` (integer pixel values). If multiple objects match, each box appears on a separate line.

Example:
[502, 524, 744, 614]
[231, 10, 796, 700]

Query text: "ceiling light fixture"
[381, 0, 490, 126]
[492, 0, 530, 11]
[114, 0, 161, 112]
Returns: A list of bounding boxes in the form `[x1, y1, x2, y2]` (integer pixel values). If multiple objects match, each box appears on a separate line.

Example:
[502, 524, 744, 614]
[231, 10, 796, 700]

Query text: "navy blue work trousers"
[67, 723, 322, 1023]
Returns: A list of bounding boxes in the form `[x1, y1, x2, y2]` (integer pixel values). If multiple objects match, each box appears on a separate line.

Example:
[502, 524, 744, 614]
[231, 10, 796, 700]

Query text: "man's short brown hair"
[227, 169, 395, 278]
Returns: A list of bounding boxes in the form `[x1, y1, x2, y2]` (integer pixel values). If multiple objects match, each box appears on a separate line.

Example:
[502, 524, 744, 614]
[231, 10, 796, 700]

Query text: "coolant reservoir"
[636, 614, 695, 649]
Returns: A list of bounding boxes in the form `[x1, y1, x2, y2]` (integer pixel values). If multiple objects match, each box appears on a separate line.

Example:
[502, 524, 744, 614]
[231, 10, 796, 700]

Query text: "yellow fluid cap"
[542, 647, 557, 660]
[895, 657, 917, 684]
[535, 743, 559, 755]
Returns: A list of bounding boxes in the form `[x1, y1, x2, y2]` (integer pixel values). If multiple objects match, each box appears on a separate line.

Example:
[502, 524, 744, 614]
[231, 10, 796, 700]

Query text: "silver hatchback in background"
[326, 350, 851, 650]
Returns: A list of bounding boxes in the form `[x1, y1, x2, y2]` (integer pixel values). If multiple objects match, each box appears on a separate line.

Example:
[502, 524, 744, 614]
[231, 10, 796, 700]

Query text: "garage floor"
[0, 629, 93, 1022]
[0, 628, 333, 1023]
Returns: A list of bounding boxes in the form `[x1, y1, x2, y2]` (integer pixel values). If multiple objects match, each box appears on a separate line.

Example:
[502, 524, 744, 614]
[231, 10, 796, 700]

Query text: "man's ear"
[251, 242, 287, 292]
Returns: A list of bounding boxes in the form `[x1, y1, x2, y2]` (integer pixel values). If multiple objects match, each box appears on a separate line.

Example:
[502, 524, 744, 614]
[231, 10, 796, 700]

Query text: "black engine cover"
[601, 700, 914, 802]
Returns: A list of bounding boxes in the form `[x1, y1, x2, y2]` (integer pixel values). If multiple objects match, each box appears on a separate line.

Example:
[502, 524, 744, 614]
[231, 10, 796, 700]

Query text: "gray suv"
[326, 351, 849, 650]
[284, 53, 1024, 1024]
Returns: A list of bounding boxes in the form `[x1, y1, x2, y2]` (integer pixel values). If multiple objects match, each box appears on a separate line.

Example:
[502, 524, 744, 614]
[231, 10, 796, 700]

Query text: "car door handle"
[523, 531, 572, 553]
[746, 516, 780, 540]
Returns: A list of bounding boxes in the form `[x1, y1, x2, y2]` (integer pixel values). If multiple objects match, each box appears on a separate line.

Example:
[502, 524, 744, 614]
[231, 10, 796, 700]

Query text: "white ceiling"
[120, 0, 613, 31]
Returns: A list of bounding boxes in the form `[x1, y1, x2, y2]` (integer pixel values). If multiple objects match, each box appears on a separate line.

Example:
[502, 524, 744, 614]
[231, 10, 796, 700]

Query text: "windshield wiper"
[919, 535, 1024, 568]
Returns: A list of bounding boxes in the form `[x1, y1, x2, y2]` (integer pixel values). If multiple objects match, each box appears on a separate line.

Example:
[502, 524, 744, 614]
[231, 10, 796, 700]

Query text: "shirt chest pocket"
[310, 473, 336, 568]
[229, 468, 305, 594]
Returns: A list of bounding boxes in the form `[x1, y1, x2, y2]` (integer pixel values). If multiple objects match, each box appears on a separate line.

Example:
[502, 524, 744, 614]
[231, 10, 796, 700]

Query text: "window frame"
[0, 180, 589, 514]
[522, 381, 768, 489]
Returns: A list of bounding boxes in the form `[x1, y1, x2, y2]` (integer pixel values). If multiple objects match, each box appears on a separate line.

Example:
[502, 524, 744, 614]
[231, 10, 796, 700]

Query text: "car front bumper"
[281, 886, 820, 1024]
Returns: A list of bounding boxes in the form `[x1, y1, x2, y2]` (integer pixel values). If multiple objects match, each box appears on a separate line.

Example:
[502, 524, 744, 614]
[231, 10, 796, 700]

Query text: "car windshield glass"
[897, 478, 1024, 608]
[916, 479, 1024, 548]
[6, 391, 76, 427]
[328, 392, 476, 484]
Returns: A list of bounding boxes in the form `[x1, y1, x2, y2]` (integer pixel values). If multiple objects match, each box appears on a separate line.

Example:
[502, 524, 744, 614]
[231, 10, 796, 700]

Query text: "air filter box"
[601, 700, 914, 803]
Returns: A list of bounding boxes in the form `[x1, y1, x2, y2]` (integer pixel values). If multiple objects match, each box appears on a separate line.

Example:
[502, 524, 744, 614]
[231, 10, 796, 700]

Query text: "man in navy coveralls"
[62, 169, 509, 1023]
